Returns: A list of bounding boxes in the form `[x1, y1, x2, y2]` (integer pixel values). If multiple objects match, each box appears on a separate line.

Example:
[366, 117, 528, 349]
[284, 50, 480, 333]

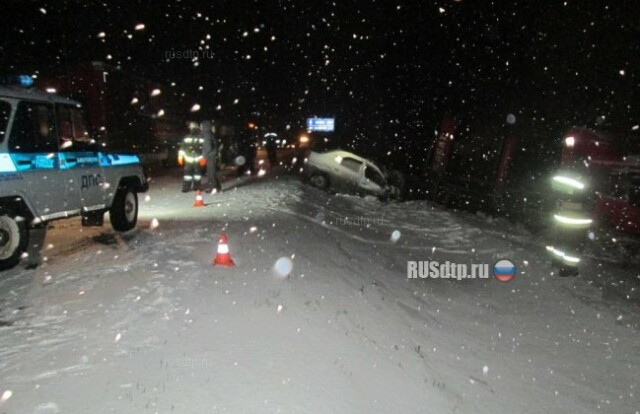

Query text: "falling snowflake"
[1, 390, 12, 403]
[274, 257, 293, 278]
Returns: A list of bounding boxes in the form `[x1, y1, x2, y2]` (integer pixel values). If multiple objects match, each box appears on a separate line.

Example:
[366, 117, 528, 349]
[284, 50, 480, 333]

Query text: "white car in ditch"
[304, 150, 399, 200]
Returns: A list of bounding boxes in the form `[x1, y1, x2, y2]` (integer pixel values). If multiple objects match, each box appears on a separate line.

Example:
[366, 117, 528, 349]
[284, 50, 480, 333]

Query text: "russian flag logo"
[493, 260, 516, 282]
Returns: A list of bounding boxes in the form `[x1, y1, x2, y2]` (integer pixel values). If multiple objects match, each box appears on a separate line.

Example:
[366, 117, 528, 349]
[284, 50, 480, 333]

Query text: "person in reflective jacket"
[178, 124, 206, 192]
[546, 163, 593, 277]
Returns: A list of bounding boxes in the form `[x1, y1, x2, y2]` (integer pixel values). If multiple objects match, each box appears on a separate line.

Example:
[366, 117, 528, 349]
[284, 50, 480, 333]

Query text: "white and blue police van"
[0, 77, 148, 270]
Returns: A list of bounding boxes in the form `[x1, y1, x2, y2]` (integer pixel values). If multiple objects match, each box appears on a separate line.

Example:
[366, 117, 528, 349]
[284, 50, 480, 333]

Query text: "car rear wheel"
[110, 186, 138, 232]
[0, 214, 28, 270]
[310, 173, 330, 190]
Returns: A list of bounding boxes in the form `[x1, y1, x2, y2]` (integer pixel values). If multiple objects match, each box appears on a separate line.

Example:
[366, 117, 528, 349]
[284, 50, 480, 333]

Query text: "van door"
[57, 105, 106, 214]
[8, 100, 71, 220]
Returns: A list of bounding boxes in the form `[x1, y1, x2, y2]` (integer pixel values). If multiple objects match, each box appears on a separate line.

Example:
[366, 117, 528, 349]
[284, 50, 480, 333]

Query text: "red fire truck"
[561, 127, 640, 236]
[427, 118, 640, 238]
[426, 114, 558, 225]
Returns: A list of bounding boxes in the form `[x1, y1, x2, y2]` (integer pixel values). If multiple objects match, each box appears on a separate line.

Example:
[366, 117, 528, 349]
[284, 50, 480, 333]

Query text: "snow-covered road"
[0, 170, 638, 413]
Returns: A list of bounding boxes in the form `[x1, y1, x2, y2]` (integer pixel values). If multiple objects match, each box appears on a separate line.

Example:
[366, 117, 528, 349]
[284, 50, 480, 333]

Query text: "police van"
[0, 78, 148, 270]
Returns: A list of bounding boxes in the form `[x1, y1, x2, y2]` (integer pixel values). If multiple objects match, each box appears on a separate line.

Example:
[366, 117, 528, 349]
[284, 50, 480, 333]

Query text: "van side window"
[8, 101, 57, 153]
[57, 105, 90, 150]
[0, 101, 11, 144]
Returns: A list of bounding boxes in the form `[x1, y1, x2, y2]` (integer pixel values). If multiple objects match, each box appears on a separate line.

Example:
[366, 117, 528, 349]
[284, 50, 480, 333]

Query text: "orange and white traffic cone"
[193, 190, 205, 207]
[213, 232, 235, 266]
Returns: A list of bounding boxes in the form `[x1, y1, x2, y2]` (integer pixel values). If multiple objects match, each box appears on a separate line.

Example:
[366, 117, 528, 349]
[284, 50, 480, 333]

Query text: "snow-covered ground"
[0, 169, 638, 413]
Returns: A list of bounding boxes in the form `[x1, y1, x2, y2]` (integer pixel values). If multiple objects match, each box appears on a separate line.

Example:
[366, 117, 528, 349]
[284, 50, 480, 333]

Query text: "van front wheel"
[110, 187, 138, 232]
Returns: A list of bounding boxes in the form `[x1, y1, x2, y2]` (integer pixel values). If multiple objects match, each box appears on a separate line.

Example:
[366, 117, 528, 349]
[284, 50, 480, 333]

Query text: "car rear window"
[0, 100, 11, 144]
[365, 165, 386, 187]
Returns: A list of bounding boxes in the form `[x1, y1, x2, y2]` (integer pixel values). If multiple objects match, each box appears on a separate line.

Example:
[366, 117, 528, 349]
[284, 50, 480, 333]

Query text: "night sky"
[1, 0, 640, 169]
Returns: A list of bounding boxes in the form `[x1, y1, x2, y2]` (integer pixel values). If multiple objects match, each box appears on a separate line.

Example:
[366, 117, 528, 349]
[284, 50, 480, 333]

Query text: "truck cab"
[0, 81, 148, 270]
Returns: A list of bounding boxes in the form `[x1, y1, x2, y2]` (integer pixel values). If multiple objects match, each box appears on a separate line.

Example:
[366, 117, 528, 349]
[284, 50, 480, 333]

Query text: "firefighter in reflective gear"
[178, 125, 206, 192]
[546, 167, 593, 277]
